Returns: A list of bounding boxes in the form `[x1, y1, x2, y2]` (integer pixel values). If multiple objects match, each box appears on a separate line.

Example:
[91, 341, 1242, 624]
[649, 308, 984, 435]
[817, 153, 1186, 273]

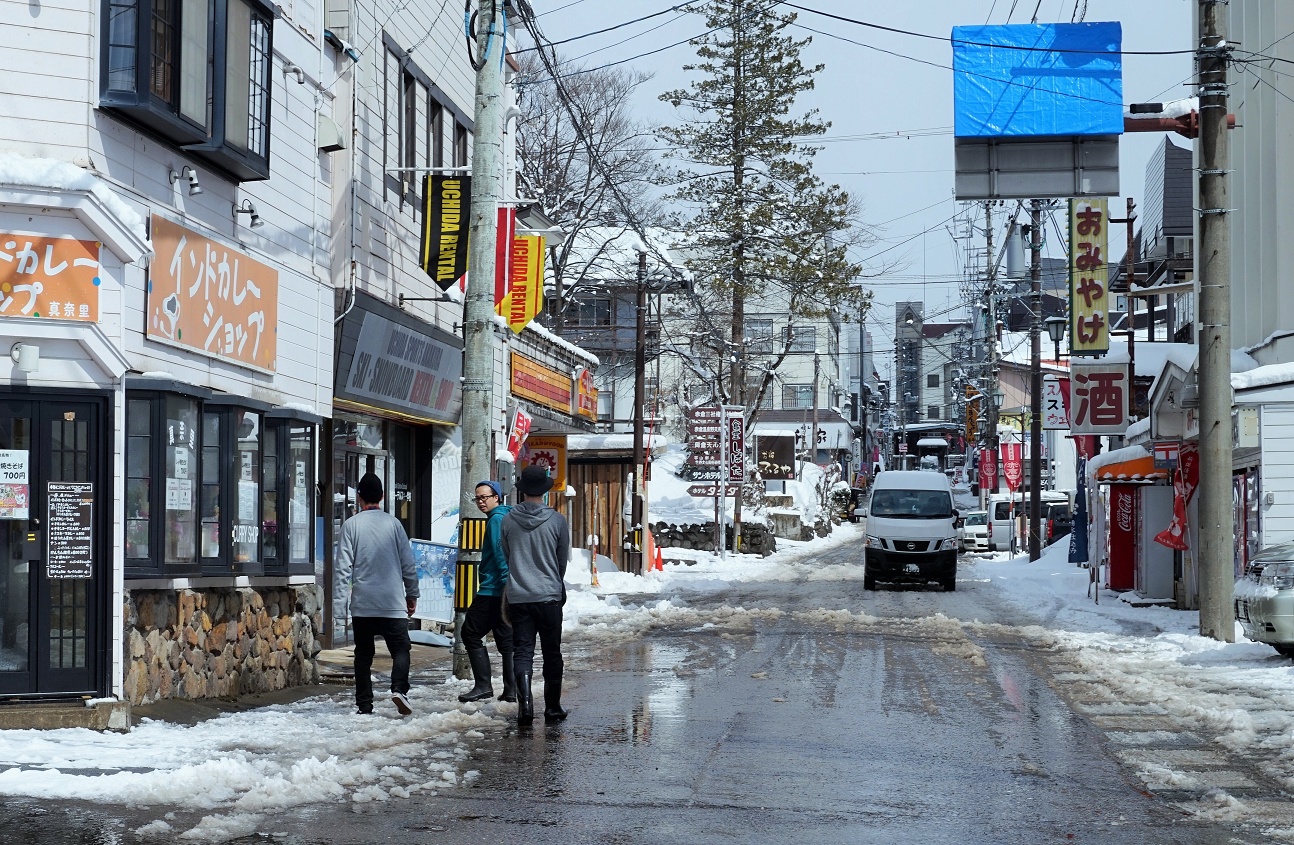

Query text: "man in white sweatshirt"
[334, 472, 419, 715]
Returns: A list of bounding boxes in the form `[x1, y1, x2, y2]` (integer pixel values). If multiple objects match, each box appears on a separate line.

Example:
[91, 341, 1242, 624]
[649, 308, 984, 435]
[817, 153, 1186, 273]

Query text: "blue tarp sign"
[411, 540, 456, 623]
[952, 22, 1123, 138]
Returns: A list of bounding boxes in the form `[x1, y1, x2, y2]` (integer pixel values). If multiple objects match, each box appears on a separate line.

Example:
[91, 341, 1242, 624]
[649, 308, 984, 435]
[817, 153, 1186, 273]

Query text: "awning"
[1094, 455, 1167, 483]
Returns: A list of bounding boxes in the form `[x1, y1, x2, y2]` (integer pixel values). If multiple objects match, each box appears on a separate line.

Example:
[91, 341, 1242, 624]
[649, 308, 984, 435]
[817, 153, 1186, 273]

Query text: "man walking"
[458, 480, 515, 703]
[334, 472, 419, 716]
[500, 465, 570, 725]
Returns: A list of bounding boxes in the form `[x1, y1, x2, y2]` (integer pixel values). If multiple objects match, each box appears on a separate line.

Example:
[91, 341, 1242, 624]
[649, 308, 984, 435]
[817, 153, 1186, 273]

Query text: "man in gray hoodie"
[500, 465, 570, 724]
[334, 473, 419, 716]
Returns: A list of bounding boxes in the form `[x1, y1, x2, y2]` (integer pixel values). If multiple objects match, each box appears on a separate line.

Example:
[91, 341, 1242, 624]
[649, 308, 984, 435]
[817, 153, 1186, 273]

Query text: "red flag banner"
[1001, 441, 1023, 492]
[1155, 442, 1200, 550]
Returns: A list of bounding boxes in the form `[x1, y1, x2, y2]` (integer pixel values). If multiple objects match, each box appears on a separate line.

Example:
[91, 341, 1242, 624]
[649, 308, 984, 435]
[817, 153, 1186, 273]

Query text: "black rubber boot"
[458, 645, 494, 702]
[516, 672, 534, 725]
[498, 651, 516, 702]
[543, 676, 568, 721]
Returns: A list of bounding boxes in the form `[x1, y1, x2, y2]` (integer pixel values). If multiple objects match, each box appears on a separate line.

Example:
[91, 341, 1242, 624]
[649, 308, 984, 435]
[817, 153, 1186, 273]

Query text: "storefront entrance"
[0, 392, 108, 697]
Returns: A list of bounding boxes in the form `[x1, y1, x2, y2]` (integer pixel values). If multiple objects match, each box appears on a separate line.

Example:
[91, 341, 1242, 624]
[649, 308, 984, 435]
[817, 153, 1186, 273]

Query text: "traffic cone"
[653, 546, 664, 572]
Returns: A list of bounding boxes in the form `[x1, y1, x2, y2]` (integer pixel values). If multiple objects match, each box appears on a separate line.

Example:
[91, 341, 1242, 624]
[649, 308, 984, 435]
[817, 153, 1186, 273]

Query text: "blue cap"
[475, 480, 502, 498]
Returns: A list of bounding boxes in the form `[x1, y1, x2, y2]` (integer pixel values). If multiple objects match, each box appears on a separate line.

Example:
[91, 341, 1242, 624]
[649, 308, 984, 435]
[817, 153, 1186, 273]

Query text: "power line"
[782, 2, 1197, 56]
[512, 5, 685, 55]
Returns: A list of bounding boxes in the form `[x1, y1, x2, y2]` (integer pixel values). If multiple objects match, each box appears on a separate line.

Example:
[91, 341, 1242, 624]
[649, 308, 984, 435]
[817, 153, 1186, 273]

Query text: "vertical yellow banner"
[496, 235, 545, 334]
[1069, 198, 1110, 356]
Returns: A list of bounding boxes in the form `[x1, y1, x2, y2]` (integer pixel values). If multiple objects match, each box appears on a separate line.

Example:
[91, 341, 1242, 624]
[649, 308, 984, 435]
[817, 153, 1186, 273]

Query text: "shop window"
[285, 424, 315, 573]
[100, 0, 275, 180]
[200, 404, 264, 575]
[126, 388, 316, 579]
[125, 391, 202, 577]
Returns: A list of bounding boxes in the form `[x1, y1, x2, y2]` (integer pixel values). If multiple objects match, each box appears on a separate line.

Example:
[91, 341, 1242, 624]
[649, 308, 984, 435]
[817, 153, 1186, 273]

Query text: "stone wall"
[651, 521, 777, 557]
[123, 586, 323, 705]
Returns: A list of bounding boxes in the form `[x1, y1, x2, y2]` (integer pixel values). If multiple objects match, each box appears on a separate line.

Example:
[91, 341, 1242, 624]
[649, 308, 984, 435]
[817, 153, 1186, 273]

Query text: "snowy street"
[2, 525, 1294, 843]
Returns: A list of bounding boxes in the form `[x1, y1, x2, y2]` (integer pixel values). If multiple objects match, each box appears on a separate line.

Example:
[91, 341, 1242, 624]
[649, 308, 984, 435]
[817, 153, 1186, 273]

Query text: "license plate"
[1236, 599, 1250, 623]
[905, 563, 920, 574]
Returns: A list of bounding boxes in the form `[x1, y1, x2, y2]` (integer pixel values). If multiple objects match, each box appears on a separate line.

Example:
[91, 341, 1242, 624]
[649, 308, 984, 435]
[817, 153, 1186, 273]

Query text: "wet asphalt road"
[0, 538, 1279, 844]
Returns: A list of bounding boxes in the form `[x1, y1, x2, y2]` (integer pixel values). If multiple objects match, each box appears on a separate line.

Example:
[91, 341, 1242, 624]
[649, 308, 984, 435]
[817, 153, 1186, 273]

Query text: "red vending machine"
[1107, 484, 1137, 591]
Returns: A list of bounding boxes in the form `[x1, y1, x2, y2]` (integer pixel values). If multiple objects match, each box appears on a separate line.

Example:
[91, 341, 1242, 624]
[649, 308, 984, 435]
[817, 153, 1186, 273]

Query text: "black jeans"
[461, 594, 513, 658]
[352, 616, 411, 711]
[509, 601, 563, 683]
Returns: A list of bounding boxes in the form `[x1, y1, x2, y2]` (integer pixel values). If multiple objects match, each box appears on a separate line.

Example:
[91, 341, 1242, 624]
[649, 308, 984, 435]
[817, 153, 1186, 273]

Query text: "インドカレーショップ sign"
[334, 292, 463, 424]
[147, 215, 279, 371]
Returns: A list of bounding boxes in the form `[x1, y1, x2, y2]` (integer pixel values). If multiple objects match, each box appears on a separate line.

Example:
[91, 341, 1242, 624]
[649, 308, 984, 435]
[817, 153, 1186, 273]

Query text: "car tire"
[1274, 644, 1294, 659]
[943, 574, 956, 592]
[863, 570, 877, 591]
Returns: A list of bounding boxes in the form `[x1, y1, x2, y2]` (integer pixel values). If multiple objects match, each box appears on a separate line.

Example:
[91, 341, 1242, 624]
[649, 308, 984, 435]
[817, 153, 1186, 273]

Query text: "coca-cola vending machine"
[1108, 485, 1137, 591]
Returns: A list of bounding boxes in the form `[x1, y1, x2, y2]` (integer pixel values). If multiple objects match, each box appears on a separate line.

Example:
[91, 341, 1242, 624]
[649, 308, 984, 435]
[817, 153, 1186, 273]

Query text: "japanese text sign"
[1069, 362, 1129, 434]
[510, 353, 573, 414]
[0, 234, 101, 321]
[506, 407, 533, 460]
[1042, 375, 1070, 430]
[148, 215, 278, 371]
[1069, 198, 1109, 355]
[1000, 440, 1023, 491]
[979, 446, 997, 491]
[574, 367, 598, 420]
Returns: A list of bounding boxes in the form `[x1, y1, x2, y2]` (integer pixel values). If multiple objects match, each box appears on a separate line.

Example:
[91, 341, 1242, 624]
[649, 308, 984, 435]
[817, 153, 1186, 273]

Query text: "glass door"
[0, 394, 105, 696]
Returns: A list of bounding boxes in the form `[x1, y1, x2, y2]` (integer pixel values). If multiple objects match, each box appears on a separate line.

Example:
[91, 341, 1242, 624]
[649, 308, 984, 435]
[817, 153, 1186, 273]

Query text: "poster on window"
[410, 540, 456, 623]
[0, 450, 29, 519]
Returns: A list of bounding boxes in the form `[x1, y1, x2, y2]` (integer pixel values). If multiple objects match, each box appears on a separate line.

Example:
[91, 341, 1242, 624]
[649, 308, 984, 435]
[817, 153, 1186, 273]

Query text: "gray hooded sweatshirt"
[500, 502, 570, 604]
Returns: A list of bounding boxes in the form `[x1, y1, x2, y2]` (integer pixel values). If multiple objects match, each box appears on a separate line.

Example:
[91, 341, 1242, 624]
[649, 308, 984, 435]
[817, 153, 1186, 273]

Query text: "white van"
[986, 492, 1071, 552]
[862, 470, 959, 591]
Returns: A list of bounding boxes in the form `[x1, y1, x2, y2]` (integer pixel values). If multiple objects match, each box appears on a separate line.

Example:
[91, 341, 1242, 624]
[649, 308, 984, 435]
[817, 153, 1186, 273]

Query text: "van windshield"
[870, 489, 953, 519]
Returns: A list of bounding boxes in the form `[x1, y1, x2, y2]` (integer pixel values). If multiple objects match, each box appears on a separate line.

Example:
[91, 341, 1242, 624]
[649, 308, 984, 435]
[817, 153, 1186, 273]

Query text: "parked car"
[1045, 502, 1073, 545]
[1235, 542, 1294, 656]
[961, 510, 988, 552]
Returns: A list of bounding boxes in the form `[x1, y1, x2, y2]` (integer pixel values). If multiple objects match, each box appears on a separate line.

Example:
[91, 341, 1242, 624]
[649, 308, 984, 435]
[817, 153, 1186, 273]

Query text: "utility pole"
[812, 352, 820, 474]
[1028, 199, 1043, 562]
[985, 201, 1000, 504]
[858, 313, 867, 482]
[455, 0, 506, 678]
[630, 248, 647, 575]
[1196, 0, 1234, 641]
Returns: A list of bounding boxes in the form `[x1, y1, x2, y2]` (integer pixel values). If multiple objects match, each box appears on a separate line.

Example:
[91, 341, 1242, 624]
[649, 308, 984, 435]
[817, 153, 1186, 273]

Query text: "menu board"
[47, 482, 93, 579]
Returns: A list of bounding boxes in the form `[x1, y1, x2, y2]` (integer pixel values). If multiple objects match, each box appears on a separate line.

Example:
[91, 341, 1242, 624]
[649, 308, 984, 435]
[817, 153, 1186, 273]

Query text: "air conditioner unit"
[1178, 378, 1199, 409]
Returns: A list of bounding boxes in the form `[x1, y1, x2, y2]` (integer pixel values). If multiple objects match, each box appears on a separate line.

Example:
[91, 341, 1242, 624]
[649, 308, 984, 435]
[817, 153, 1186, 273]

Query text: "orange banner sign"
[510, 352, 573, 414]
[496, 235, 545, 334]
[0, 235, 101, 321]
[148, 215, 278, 371]
[575, 367, 598, 420]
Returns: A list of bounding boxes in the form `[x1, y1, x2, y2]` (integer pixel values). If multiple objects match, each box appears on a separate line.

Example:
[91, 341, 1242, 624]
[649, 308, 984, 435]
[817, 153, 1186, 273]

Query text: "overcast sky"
[525, 1, 1194, 358]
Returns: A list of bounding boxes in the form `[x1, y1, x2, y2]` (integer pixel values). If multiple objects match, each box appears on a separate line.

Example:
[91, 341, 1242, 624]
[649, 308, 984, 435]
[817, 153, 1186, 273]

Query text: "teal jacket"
[477, 505, 512, 597]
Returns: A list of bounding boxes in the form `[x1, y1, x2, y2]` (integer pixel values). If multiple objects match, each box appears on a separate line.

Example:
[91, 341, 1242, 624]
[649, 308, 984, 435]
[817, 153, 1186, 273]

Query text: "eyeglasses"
[473, 494, 498, 502]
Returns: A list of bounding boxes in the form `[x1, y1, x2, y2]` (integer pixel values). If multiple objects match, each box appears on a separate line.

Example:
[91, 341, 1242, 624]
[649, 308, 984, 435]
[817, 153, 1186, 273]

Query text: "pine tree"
[660, 0, 871, 546]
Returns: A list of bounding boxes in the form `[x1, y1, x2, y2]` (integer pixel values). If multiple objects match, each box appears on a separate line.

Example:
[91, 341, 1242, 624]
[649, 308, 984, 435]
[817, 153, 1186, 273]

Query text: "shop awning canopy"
[1093, 454, 1166, 483]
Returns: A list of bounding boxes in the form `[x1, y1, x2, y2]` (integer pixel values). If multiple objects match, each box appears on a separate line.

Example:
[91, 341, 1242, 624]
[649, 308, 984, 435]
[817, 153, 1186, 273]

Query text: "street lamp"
[1045, 316, 1067, 362]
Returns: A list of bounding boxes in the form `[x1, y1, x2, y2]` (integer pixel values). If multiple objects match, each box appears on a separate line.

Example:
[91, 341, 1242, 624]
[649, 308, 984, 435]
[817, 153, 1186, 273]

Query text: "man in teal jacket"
[458, 480, 515, 702]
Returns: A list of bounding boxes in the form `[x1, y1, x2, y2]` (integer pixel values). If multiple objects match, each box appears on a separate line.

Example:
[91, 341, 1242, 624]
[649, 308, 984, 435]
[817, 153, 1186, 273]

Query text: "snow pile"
[0, 152, 148, 242]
